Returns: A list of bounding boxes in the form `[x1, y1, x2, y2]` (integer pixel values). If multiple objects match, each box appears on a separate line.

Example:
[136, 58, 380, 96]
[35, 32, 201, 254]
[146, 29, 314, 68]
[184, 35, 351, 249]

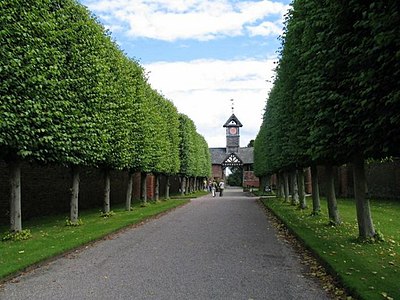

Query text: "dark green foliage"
[255, 0, 400, 173]
[227, 167, 243, 186]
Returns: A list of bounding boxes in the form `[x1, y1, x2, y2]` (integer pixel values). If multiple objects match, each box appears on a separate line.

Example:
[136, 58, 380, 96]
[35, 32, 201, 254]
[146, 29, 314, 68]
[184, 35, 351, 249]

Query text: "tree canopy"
[0, 0, 210, 176]
[254, 0, 400, 175]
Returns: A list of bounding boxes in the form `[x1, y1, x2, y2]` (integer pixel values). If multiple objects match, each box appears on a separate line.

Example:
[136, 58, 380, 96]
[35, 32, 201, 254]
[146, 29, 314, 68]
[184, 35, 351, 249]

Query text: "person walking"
[211, 180, 217, 197]
[203, 179, 207, 191]
[218, 180, 225, 197]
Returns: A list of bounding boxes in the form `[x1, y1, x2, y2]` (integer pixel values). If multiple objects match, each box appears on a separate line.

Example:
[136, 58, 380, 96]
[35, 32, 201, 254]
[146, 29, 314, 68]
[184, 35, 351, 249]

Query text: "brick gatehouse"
[209, 114, 259, 188]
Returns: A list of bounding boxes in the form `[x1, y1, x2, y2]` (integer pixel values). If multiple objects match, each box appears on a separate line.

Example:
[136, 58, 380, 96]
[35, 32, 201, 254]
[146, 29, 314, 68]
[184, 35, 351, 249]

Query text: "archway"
[209, 113, 259, 189]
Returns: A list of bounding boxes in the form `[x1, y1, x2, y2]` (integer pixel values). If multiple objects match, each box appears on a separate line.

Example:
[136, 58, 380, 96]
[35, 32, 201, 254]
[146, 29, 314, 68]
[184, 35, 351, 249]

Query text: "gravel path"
[0, 187, 330, 300]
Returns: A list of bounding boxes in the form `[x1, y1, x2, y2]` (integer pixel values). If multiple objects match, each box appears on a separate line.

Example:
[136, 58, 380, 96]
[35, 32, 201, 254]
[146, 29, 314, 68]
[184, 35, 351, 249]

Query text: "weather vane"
[230, 98, 234, 114]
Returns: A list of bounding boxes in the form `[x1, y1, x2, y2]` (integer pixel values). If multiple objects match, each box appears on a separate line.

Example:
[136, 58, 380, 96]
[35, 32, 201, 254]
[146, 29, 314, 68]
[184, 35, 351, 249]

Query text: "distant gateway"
[209, 114, 259, 188]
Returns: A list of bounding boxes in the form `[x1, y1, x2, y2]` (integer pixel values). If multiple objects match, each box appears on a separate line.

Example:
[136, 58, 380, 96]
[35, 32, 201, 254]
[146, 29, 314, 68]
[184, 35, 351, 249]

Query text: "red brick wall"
[317, 160, 400, 200]
[365, 159, 400, 199]
[133, 172, 142, 200]
[212, 164, 224, 180]
[132, 172, 181, 200]
[243, 171, 259, 187]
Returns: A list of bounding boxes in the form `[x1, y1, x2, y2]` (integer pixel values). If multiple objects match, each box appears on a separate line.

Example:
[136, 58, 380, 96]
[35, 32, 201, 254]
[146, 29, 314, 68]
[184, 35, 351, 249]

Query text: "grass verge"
[0, 198, 190, 281]
[169, 190, 209, 199]
[261, 197, 400, 300]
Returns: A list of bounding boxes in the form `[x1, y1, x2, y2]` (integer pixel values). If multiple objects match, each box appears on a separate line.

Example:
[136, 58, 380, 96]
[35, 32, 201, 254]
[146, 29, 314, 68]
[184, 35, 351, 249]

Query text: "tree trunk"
[260, 176, 267, 195]
[283, 171, 290, 202]
[270, 173, 280, 197]
[180, 176, 185, 196]
[265, 176, 271, 194]
[9, 160, 22, 232]
[278, 172, 284, 198]
[165, 175, 170, 199]
[189, 177, 193, 193]
[70, 166, 80, 224]
[103, 169, 111, 213]
[353, 156, 375, 238]
[290, 170, 299, 205]
[298, 168, 307, 209]
[141, 172, 147, 204]
[185, 177, 189, 194]
[325, 164, 341, 225]
[311, 164, 321, 215]
[155, 174, 160, 201]
[125, 172, 133, 210]
[184, 177, 189, 195]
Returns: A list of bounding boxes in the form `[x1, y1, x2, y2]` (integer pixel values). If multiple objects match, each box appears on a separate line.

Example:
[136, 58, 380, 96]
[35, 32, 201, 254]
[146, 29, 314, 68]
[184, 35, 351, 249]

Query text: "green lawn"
[0, 198, 190, 280]
[262, 197, 400, 300]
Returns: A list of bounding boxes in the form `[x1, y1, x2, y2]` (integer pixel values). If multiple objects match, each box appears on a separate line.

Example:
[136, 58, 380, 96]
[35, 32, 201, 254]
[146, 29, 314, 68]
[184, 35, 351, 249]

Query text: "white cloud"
[247, 21, 282, 37]
[79, 0, 289, 147]
[84, 0, 289, 41]
[143, 58, 276, 147]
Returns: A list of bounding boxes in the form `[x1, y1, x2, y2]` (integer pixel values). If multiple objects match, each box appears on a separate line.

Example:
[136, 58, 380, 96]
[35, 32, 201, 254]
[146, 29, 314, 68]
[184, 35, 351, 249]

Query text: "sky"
[79, 0, 292, 148]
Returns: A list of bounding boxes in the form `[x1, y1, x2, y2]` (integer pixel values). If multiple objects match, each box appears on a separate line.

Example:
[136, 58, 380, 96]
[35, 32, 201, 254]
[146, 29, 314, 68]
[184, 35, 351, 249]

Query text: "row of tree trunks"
[178, 176, 205, 196]
[275, 160, 375, 238]
[7, 165, 178, 232]
[142, 172, 174, 202]
[276, 167, 328, 217]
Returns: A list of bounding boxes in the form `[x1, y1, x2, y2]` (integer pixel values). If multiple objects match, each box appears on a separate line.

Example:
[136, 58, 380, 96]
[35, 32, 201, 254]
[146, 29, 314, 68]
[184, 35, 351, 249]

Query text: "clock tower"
[223, 114, 243, 153]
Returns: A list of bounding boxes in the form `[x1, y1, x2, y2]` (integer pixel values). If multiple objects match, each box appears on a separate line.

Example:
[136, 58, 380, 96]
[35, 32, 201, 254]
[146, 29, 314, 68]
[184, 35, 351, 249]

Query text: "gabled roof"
[223, 114, 243, 127]
[222, 153, 243, 167]
[209, 147, 254, 165]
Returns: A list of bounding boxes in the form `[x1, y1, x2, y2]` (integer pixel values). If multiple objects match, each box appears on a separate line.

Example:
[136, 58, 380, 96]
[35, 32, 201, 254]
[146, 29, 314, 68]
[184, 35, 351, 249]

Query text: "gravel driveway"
[0, 187, 330, 300]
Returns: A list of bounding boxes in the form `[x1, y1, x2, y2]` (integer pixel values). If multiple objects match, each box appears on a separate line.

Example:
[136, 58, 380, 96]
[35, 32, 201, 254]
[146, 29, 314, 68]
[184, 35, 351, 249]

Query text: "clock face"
[229, 127, 237, 135]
